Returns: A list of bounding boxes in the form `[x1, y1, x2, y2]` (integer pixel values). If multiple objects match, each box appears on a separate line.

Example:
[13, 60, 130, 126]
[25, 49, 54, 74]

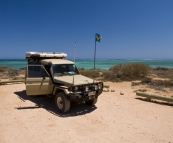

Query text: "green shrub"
[154, 67, 169, 71]
[0, 66, 8, 72]
[101, 70, 122, 82]
[107, 63, 150, 81]
[151, 80, 173, 87]
[79, 69, 100, 79]
[141, 77, 152, 84]
[8, 69, 19, 77]
[151, 68, 173, 80]
[78, 67, 85, 70]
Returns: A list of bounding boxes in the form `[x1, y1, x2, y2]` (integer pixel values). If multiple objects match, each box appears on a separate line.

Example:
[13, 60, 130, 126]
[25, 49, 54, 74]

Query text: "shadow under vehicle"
[14, 90, 97, 117]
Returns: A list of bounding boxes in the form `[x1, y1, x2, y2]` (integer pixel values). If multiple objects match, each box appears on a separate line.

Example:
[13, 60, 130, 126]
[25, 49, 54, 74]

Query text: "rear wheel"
[85, 98, 98, 105]
[55, 92, 70, 113]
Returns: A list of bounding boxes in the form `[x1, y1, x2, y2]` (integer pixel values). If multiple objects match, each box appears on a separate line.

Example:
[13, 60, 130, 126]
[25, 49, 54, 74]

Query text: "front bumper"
[68, 88, 102, 102]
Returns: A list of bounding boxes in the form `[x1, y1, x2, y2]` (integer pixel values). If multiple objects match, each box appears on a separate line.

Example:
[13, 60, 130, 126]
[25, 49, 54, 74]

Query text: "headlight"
[85, 86, 89, 92]
[94, 85, 98, 90]
[74, 86, 78, 91]
[98, 84, 103, 89]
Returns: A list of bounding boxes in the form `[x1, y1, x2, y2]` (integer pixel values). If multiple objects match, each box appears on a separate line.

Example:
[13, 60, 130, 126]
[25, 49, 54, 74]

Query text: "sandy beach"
[0, 82, 173, 143]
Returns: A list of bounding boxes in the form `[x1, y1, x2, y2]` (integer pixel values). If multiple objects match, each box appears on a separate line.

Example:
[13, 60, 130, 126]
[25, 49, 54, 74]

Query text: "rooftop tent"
[25, 52, 67, 59]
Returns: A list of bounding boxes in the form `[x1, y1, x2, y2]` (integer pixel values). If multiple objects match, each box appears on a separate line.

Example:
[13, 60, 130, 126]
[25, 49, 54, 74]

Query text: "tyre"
[55, 92, 70, 113]
[85, 98, 98, 105]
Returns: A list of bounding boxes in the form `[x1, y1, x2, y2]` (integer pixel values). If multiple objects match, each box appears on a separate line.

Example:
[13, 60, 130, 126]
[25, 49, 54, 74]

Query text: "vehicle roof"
[41, 59, 74, 65]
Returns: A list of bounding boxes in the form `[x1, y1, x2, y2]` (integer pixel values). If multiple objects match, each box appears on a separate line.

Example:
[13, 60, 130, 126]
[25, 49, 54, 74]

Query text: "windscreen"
[52, 64, 79, 77]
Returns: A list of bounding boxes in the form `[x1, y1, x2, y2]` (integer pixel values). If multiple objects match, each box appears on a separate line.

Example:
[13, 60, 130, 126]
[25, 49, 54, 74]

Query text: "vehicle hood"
[54, 75, 96, 85]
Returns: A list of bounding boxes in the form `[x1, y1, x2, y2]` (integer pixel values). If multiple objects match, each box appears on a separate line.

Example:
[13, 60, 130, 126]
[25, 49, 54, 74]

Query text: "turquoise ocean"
[0, 59, 173, 70]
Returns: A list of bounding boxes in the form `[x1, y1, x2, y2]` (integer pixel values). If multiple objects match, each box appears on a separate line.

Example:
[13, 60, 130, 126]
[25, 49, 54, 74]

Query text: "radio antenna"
[73, 41, 76, 84]
[74, 41, 76, 63]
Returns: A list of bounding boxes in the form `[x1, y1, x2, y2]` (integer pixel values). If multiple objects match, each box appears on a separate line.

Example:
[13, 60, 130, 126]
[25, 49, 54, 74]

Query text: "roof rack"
[25, 52, 67, 59]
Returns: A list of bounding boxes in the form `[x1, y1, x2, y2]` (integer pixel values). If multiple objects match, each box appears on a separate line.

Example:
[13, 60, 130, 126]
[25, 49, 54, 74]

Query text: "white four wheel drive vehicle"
[25, 52, 103, 113]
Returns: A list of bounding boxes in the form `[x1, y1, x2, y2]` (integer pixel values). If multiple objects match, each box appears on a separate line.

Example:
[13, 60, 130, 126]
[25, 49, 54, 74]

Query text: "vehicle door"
[26, 65, 53, 95]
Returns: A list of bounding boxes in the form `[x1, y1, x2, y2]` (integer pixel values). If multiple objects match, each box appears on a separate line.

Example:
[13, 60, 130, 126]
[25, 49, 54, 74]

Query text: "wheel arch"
[53, 87, 69, 96]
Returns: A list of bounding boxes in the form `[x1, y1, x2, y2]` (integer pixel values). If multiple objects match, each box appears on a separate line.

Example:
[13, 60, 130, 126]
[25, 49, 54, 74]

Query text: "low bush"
[101, 70, 122, 82]
[151, 80, 173, 87]
[79, 68, 100, 79]
[154, 67, 169, 71]
[106, 63, 150, 81]
[0, 66, 8, 72]
[8, 69, 19, 77]
[151, 68, 173, 80]
[141, 77, 152, 84]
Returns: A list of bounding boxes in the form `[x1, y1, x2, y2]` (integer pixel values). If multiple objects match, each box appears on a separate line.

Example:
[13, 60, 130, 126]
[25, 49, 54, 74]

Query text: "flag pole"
[74, 41, 76, 63]
[93, 33, 101, 83]
[73, 41, 76, 84]
[93, 34, 96, 83]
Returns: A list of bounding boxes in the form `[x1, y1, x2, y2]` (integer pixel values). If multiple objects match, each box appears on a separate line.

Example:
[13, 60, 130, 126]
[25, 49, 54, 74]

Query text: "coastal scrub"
[104, 63, 151, 82]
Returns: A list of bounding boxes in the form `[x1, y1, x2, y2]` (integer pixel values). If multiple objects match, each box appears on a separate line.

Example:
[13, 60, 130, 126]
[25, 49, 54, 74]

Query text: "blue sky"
[0, 0, 173, 59]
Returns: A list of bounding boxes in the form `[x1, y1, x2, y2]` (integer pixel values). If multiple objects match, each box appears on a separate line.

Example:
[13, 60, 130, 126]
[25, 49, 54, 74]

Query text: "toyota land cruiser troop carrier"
[25, 52, 103, 113]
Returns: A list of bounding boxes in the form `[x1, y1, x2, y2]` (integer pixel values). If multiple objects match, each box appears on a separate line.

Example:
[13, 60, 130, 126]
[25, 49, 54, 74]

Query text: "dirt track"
[0, 83, 173, 143]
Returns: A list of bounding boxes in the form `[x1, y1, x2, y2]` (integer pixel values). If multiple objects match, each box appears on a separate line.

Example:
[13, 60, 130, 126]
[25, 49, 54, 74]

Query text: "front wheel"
[55, 92, 70, 113]
[85, 98, 98, 105]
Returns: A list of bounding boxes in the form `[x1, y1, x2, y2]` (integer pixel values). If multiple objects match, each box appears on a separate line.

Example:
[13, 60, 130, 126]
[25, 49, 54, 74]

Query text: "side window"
[28, 65, 49, 78]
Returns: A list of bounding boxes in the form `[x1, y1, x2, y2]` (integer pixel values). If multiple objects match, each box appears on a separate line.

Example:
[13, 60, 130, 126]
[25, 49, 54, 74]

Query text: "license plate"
[88, 91, 96, 96]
